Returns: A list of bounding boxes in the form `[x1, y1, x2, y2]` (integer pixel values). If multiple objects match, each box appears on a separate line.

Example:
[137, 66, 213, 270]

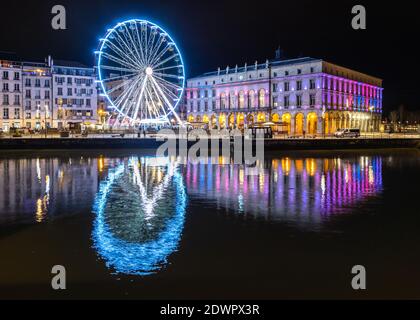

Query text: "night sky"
[1, 0, 419, 113]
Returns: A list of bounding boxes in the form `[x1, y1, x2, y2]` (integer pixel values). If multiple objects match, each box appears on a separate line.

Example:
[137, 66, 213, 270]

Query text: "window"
[296, 95, 302, 107]
[3, 94, 9, 105]
[57, 88, 63, 96]
[26, 113, 31, 120]
[45, 91, 50, 99]
[310, 94, 316, 107]
[35, 90, 41, 99]
[68, 88, 72, 95]
[296, 80, 302, 91]
[45, 80, 50, 87]
[310, 79, 316, 90]
[14, 84, 20, 92]
[2, 83, 8, 92]
[14, 72, 20, 80]
[273, 72, 278, 77]
[25, 101, 31, 110]
[25, 79, 31, 86]
[248, 90, 255, 108]
[204, 90, 208, 98]
[310, 67, 315, 73]
[35, 79, 41, 87]
[273, 96, 278, 107]
[272, 83, 278, 92]
[284, 82, 290, 92]
[2, 71, 9, 80]
[297, 69, 302, 74]
[284, 96, 290, 108]
[258, 89, 265, 107]
[14, 108, 20, 119]
[25, 90, 31, 98]
[14, 95, 20, 105]
[212, 89, 216, 97]
[285, 71, 289, 76]
[204, 101, 208, 111]
[239, 91, 245, 108]
[86, 99, 91, 106]
[3, 108, 9, 119]
[67, 77, 72, 84]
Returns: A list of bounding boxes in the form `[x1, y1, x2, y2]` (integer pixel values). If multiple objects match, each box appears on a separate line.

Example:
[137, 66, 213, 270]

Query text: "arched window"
[258, 89, 265, 108]
[220, 92, 227, 109]
[229, 91, 235, 109]
[248, 90, 255, 108]
[238, 91, 245, 108]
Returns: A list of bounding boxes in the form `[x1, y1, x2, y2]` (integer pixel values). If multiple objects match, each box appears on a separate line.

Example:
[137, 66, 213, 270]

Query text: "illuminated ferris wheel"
[96, 19, 185, 126]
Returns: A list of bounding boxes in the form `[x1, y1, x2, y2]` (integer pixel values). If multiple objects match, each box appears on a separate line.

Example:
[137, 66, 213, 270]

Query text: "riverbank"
[0, 137, 419, 150]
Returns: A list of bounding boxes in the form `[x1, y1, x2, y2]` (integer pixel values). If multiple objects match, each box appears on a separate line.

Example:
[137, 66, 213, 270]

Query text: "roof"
[53, 59, 91, 69]
[190, 57, 320, 79]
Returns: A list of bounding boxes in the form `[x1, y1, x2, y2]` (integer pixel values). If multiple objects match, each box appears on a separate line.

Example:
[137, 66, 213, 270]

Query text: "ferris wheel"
[96, 19, 185, 126]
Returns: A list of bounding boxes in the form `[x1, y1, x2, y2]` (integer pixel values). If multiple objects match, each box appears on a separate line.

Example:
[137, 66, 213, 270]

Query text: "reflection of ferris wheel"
[96, 19, 185, 126]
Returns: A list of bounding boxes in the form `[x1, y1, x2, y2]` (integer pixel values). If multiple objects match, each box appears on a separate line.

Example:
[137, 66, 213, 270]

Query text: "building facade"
[185, 57, 383, 135]
[0, 55, 98, 132]
[0, 59, 22, 131]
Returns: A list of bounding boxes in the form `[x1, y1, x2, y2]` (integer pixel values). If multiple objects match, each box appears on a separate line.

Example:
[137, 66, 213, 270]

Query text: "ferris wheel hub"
[145, 67, 153, 76]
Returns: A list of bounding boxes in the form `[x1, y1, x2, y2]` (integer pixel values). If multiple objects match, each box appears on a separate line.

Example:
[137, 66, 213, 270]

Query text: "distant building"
[185, 54, 383, 134]
[0, 53, 98, 131]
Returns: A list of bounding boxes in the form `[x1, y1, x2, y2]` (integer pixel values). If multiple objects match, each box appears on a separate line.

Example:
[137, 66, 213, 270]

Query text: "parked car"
[334, 128, 361, 138]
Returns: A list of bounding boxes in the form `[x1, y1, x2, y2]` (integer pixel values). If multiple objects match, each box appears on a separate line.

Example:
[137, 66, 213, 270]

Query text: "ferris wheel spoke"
[145, 86, 162, 120]
[154, 65, 183, 73]
[105, 76, 138, 95]
[131, 76, 149, 122]
[145, 28, 157, 64]
[149, 44, 172, 68]
[99, 66, 138, 78]
[153, 72, 182, 80]
[101, 51, 140, 71]
[122, 24, 144, 66]
[148, 83, 170, 120]
[151, 53, 179, 69]
[148, 35, 165, 65]
[149, 76, 181, 123]
[133, 22, 146, 66]
[113, 29, 143, 67]
[153, 74, 183, 91]
[113, 75, 143, 111]
[103, 38, 142, 69]
[153, 77, 179, 99]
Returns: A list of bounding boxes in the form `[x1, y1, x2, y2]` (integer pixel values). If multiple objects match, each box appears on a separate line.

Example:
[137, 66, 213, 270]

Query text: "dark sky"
[1, 0, 419, 113]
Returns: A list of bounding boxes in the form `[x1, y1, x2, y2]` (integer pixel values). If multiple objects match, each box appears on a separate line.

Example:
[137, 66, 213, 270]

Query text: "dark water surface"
[0, 149, 419, 299]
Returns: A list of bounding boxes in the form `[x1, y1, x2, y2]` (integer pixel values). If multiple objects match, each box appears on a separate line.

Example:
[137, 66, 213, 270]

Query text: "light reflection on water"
[185, 155, 382, 225]
[92, 157, 187, 275]
[0, 152, 383, 275]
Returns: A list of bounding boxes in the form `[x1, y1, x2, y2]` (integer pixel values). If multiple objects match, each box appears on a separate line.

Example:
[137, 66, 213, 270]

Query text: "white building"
[186, 55, 383, 135]
[51, 60, 97, 130]
[0, 54, 98, 132]
[0, 58, 23, 131]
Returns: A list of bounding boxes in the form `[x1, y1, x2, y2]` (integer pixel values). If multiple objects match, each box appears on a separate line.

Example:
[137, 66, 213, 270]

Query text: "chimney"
[275, 46, 282, 60]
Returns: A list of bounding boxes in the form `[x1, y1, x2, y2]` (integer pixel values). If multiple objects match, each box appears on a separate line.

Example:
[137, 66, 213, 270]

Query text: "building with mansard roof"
[185, 53, 383, 135]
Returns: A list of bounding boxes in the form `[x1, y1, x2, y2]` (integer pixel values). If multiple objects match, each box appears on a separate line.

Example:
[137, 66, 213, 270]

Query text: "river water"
[0, 149, 419, 299]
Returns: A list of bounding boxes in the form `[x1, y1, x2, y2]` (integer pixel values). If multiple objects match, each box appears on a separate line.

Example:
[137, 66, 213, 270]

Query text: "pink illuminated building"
[185, 54, 382, 135]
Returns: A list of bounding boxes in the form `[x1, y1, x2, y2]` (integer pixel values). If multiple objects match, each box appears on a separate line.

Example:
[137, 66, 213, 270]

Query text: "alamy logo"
[51, 5, 66, 30]
[351, 265, 366, 290]
[351, 5, 366, 30]
[51, 265, 66, 290]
